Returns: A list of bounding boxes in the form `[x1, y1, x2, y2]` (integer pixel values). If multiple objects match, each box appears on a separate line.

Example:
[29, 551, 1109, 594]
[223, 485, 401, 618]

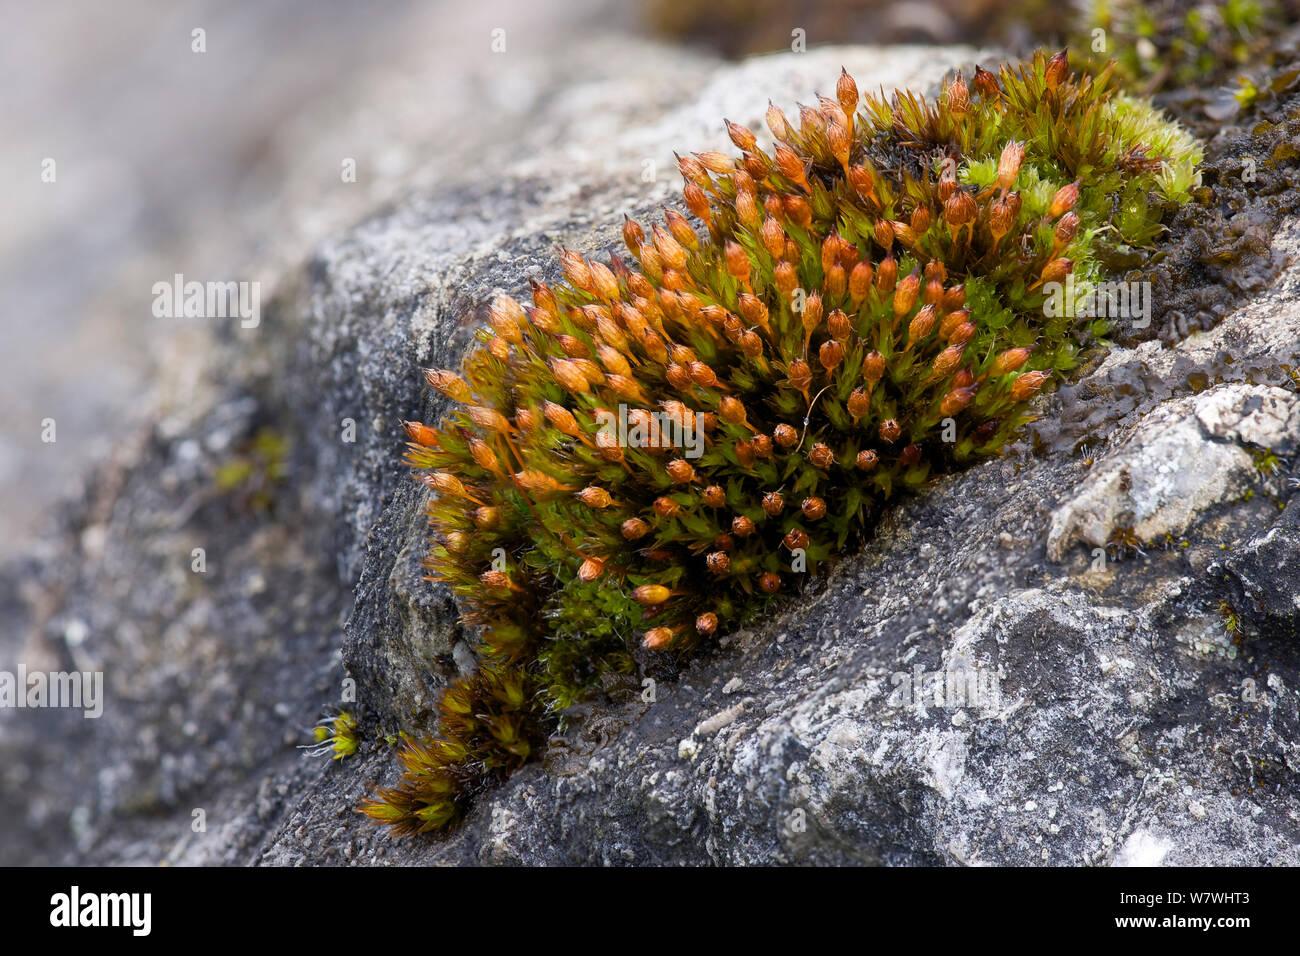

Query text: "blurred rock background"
[0, 0, 646, 561]
[1, 0, 1076, 563]
[647, 0, 1056, 56]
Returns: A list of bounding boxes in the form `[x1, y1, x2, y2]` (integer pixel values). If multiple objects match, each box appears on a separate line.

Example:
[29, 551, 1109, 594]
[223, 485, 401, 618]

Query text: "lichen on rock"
[1046, 383, 1300, 560]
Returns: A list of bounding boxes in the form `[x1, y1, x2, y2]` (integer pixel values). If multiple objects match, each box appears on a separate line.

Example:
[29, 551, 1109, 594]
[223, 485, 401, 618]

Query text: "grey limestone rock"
[2, 42, 1297, 867]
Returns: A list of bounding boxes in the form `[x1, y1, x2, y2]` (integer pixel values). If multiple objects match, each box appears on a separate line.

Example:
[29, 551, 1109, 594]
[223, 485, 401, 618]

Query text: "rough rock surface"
[1046, 384, 1300, 560]
[3, 43, 1298, 867]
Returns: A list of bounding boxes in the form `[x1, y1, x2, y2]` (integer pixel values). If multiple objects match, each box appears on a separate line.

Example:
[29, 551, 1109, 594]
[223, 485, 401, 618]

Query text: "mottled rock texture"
[2, 43, 1297, 866]
[1046, 384, 1300, 560]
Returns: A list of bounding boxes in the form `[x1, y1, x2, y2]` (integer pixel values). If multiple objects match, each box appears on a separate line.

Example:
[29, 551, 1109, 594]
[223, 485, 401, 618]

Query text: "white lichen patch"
[1047, 384, 1300, 560]
[1112, 828, 1173, 867]
[1174, 615, 1239, 660]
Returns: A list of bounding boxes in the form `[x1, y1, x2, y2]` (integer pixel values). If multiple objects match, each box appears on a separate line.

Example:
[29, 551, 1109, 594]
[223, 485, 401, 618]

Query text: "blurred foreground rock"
[2, 41, 1298, 866]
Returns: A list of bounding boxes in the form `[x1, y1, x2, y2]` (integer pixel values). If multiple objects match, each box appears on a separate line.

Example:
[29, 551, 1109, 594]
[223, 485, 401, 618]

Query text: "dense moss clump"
[1105, 66, 1300, 348]
[362, 51, 1200, 834]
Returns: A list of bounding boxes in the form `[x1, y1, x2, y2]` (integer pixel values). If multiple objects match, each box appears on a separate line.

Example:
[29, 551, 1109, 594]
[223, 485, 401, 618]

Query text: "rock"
[1210, 495, 1300, 639]
[1045, 383, 1300, 561]
[3, 41, 1299, 868]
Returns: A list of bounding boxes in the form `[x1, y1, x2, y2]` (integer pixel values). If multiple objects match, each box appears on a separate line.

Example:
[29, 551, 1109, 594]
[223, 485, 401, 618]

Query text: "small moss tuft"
[305, 710, 359, 761]
[1219, 598, 1243, 638]
[214, 426, 289, 513]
